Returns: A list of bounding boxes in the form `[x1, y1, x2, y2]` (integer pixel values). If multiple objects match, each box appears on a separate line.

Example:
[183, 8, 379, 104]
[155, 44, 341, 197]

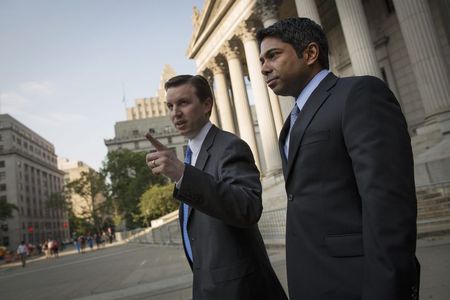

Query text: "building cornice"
[0, 148, 65, 175]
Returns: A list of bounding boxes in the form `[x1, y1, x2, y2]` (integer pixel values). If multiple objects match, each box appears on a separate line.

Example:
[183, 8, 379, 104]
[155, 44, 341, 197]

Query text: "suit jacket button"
[288, 194, 294, 201]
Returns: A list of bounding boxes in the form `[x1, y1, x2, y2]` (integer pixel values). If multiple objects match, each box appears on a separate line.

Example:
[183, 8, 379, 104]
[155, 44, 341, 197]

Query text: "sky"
[0, 0, 204, 171]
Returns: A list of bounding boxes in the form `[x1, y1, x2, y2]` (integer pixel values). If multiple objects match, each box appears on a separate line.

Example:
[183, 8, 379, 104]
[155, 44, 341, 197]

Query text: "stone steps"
[417, 216, 450, 238]
[416, 185, 450, 237]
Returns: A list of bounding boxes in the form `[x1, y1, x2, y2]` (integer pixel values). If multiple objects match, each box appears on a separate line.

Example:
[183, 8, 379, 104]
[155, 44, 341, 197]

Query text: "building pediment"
[186, 0, 237, 59]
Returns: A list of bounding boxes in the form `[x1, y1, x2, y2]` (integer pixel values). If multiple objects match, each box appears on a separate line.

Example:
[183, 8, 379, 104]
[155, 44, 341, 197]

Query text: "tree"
[101, 149, 167, 229]
[65, 169, 107, 233]
[138, 184, 178, 226]
[0, 197, 17, 222]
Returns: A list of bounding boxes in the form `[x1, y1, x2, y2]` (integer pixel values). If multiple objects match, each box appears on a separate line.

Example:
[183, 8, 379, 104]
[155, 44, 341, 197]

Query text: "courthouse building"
[0, 114, 69, 250]
[186, 0, 450, 185]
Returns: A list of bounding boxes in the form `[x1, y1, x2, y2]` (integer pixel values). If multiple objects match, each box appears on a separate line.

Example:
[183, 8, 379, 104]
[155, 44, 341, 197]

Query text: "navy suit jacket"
[279, 73, 420, 300]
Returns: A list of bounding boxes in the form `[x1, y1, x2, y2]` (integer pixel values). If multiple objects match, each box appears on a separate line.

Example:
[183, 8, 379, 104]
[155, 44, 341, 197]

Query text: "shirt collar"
[188, 121, 212, 157]
[295, 69, 330, 111]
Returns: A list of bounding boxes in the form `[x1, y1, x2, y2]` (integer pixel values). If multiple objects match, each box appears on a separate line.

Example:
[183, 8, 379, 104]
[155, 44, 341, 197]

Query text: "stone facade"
[0, 114, 69, 250]
[126, 64, 176, 120]
[187, 0, 450, 185]
[104, 116, 188, 162]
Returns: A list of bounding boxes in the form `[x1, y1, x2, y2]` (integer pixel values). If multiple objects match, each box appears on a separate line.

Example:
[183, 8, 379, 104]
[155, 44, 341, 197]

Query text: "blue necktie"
[284, 104, 300, 158]
[182, 146, 193, 261]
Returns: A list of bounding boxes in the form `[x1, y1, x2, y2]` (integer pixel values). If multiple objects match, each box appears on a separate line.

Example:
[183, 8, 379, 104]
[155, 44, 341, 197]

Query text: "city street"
[0, 237, 449, 300]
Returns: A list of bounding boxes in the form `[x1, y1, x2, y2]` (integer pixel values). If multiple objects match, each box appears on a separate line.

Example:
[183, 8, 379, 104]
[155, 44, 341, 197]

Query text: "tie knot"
[184, 146, 192, 164]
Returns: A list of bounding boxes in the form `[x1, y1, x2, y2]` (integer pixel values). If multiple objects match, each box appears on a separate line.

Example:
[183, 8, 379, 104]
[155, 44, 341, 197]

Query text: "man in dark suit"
[257, 17, 420, 300]
[146, 75, 287, 300]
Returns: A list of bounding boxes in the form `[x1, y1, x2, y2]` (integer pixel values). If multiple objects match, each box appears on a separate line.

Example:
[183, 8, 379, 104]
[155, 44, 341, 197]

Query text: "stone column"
[221, 42, 261, 168]
[256, 0, 279, 27]
[294, 0, 321, 25]
[255, 0, 285, 134]
[336, 0, 382, 78]
[203, 71, 221, 127]
[207, 60, 236, 134]
[237, 21, 281, 173]
[393, 0, 450, 121]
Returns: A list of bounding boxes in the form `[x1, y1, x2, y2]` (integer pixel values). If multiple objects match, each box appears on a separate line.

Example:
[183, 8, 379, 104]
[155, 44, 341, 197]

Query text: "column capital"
[200, 69, 214, 85]
[206, 59, 227, 75]
[236, 20, 259, 42]
[254, 0, 279, 24]
[220, 41, 241, 60]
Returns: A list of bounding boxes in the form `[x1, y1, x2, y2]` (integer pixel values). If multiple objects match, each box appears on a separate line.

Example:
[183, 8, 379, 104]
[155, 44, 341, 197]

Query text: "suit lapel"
[186, 125, 217, 218]
[285, 73, 338, 180]
[195, 125, 216, 171]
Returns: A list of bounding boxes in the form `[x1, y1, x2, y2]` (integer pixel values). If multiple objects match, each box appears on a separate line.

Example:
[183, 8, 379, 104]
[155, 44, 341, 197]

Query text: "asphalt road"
[0, 237, 449, 300]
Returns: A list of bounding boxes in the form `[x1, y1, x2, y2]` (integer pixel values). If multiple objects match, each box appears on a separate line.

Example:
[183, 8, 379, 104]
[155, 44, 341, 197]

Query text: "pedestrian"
[257, 17, 420, 300]
[16, 241, 28, 267]
[47, 239, 54, 257]
[52, 240, 59, 258]
[43, 240, 50, 258]
[87, 235, 94, 251]
[146, 74, 287, 299]
[95, 233, 101, 250]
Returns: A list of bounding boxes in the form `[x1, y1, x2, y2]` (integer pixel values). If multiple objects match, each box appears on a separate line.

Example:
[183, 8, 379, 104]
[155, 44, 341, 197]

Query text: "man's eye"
[269, 52, 278, 59]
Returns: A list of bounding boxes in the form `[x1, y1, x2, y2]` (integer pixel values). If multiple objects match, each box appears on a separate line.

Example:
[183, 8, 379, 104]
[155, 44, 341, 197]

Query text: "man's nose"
[173, 106, 182, 116]
[260, 61, 270, 76]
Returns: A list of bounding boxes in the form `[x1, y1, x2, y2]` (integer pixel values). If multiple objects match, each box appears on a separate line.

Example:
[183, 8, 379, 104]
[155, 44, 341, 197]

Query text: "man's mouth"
[266, 77, 278, 88]
[174, 120, 186, 128]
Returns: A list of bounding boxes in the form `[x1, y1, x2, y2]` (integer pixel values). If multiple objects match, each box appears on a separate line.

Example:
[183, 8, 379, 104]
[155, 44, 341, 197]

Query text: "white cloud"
[47, 112, 87, 124]
[19, 80, 55, 95]
[0, 91, 31, 113]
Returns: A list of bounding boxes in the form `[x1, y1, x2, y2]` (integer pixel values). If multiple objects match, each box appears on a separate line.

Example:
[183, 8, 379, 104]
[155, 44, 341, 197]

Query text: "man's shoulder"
[215, 127, 247, 145]
[338, 74, 386, 88]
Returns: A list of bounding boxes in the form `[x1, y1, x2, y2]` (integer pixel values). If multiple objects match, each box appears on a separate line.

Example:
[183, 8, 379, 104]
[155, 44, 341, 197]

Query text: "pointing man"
[146, 74, 287, 300]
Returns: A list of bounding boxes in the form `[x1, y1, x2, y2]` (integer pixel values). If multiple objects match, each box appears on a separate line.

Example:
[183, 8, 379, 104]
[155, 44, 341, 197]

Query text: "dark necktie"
[182, 146, 193, 261]
[284, 104, 300, 158]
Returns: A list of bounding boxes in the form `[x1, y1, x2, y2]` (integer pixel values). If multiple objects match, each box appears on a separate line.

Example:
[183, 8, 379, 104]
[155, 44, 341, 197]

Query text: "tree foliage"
[0, 197, 17, 222]
[138, 184, 178, 226]
[101, 149, 167, 229]
[65, 169, 108, 233]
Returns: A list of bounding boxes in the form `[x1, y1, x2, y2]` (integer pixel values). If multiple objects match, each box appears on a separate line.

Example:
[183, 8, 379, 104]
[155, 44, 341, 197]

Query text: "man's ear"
[204, 97, 213, 116]
[304, 42, 320, 66]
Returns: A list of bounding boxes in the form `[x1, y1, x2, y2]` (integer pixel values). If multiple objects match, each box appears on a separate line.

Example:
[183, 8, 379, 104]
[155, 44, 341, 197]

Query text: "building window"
[0, 134, 2, 141]
[0, 184, 6, 191]
[0, 161, 4, 168]
[0, 172, 4, 180]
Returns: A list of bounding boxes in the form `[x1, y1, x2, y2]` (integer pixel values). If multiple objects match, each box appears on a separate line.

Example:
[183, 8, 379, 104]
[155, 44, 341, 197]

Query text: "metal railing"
[126, 208, 287, 246]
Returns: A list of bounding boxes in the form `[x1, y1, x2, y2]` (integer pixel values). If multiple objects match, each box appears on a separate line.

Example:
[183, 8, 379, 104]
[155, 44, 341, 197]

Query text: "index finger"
[145, 132, 168, 151]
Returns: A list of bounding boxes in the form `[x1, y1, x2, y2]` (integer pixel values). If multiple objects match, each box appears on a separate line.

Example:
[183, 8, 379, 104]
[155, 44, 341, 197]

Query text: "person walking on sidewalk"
[17, 241, 28, 267]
